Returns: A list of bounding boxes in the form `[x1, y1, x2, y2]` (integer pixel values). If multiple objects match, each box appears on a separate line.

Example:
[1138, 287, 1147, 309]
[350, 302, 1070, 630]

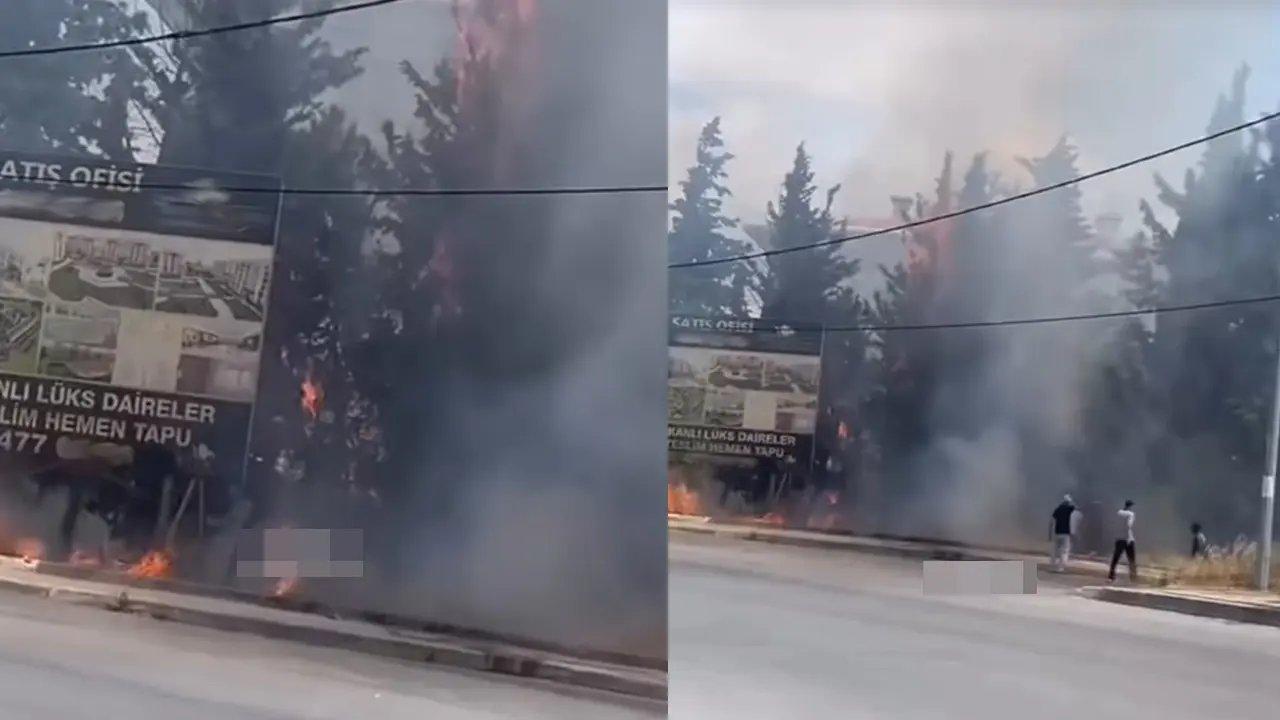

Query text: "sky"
[670, 0, 1280, 261]
[319, 0, 456, 138]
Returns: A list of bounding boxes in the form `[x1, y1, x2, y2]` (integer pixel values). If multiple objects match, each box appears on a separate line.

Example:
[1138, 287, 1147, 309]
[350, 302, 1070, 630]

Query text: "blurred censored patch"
[922, 560, 1037, 595]
[235, 529, 364, 579]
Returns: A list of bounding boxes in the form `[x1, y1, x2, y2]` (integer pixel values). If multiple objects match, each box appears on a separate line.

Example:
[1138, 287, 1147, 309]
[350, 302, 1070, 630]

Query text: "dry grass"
[1160, 544, 1279, 591]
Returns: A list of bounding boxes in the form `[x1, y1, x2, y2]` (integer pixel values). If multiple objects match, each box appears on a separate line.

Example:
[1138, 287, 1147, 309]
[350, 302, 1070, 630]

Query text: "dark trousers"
[1108, 539, 1136, 580]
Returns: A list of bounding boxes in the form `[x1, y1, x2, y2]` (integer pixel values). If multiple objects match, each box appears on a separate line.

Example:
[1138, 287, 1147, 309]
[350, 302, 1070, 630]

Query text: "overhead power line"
[1, 178, 666, 197]
[670, 110, 1280, 270]
[0, 0, 409, 59]
[699, 293, 1280, 335]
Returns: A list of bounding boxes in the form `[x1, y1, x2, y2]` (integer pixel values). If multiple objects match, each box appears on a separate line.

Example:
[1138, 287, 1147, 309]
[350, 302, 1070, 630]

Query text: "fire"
[806, 491, 844, 531]
[13, 537, 45, 562]
[300, 376, 323, 421]
[127, 551, 173, 580]
[428, 236, 462, 321]
[667, 483, 705, 517]
[452, 0, 539, 122]
[271, 576, 299, 599]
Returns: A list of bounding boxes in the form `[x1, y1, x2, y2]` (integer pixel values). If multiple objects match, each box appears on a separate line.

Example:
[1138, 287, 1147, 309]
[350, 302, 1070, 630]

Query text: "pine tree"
[128, 1, 365, 173]
[0, 1, 147, 157]
[759, 144, 858, 323]
[1005, 137, 1100, 313]
[109, 1, 375, 526]
[668, 117, 753, 316]
[927, 153, 1006, 438]
[860, 155, 959, 508]
[1145, 64, 1276, 527]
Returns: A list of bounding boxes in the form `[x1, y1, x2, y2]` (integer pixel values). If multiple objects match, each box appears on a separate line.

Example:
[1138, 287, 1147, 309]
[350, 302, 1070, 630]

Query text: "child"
[1190, 522, 1207, 559]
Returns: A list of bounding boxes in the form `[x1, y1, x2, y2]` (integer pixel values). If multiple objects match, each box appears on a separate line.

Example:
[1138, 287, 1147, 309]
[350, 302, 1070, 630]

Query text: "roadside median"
[669, 514, 1167, 585]
[0, 557, 666, 702]
[1080, 585, 1280, 628]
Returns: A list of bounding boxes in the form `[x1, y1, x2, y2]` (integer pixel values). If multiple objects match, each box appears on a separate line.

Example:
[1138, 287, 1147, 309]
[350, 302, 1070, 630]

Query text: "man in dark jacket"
[1049, 494, 1078, 572]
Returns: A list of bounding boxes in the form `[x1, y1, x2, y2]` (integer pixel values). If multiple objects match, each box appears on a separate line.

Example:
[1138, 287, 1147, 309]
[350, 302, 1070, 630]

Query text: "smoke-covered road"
[0, 590, 660, 720]
[670, 533, 1280, 720]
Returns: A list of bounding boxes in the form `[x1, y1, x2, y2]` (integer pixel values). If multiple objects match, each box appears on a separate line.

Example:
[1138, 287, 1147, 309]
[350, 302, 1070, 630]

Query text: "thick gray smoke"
[301, 0, 668, 658]
[670, 2, 1278, 557]
[0, 0, 666, 660]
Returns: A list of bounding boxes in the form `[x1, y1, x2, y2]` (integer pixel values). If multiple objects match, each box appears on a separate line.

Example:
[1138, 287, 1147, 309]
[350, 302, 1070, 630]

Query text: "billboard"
[0, 151, 279, 484]
[667, 315, 823, 463]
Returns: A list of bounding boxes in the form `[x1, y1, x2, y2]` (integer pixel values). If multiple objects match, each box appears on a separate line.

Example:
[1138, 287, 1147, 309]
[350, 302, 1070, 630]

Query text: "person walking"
[1108, 500, 1137, 582]
[1049, 494, 1078, 572]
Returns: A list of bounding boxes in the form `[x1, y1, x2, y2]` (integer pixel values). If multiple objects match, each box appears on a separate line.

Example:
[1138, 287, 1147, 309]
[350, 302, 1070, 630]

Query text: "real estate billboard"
[0, 151, 279, 483]
[667, 315, 823, 463]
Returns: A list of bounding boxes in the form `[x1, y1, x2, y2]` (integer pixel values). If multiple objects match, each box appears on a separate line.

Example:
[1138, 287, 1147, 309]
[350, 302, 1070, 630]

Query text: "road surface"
[0, 589, 661, 720]
[670, 532, 1280, 720]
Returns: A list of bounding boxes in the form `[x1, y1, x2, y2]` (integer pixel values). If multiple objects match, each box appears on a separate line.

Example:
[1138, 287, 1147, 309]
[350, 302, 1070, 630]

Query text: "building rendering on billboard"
[667, 315, 823, 464]
[0, 151, 279, 484]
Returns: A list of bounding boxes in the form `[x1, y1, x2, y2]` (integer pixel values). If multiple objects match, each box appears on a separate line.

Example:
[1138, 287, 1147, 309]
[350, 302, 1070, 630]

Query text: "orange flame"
[806, 491, 844, 531]
[14, 537, 45, 562]
[428, 237, 462, 321]
[271, 576, 299, 599]
[452, 0, 538, 113]
[127, 551, 173, 580]
[301, 376, 323, 421]
[667, 483, 705, 517]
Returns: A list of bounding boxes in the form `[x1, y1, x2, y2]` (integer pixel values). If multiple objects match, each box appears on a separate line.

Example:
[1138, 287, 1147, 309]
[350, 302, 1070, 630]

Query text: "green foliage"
[0, 0, 149, 157]
[668, 117, 754, 316]
[759, 144, 858, 323]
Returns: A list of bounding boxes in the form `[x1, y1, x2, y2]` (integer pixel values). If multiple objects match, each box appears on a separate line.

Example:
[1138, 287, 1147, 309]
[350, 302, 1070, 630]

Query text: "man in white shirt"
[1107, 500, 1137, 582]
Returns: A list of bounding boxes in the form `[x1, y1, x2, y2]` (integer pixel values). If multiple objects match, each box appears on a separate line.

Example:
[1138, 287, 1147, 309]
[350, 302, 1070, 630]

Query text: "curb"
[29, 562, 664, 673]
[1080, 586, 1280, 629]
[669, 520, 1165, 585]
[671, 522, 994, 561]
[0, 575, 666, 702]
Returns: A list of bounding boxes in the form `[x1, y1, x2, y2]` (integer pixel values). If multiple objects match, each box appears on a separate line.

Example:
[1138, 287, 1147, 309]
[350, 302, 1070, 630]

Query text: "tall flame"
[667, 483, 705, 517]
[428, 235, 462, 321]
[452, 0, 539, 116]
[301, 376, 323, 421]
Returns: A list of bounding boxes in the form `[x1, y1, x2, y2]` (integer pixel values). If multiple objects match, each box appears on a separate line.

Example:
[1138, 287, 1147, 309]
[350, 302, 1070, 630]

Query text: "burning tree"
[0, 1, 375, 565]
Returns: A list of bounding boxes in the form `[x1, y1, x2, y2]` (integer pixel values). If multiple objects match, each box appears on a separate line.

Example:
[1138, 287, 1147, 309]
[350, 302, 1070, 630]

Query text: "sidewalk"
[0, 558, 666, 702]
[1081, 585, 1280, 628]
[668, 515, 1168, 585]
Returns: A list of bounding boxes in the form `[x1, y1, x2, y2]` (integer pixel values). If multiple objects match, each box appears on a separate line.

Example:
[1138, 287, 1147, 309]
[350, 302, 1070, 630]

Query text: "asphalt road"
[0, 589, 661, 720]
[670, 532, 1280, 720]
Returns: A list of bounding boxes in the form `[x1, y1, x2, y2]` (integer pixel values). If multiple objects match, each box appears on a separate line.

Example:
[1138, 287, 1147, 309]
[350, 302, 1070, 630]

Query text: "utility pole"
[1260, 337, 1280, 590]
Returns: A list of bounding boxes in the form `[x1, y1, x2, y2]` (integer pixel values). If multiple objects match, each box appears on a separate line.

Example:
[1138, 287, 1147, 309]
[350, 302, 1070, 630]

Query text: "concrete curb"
[29, 562, 664, 673]
[669, 519, 1166, 585]
[0, 574, 666, 702]
[1080, 586, 1280, 629]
